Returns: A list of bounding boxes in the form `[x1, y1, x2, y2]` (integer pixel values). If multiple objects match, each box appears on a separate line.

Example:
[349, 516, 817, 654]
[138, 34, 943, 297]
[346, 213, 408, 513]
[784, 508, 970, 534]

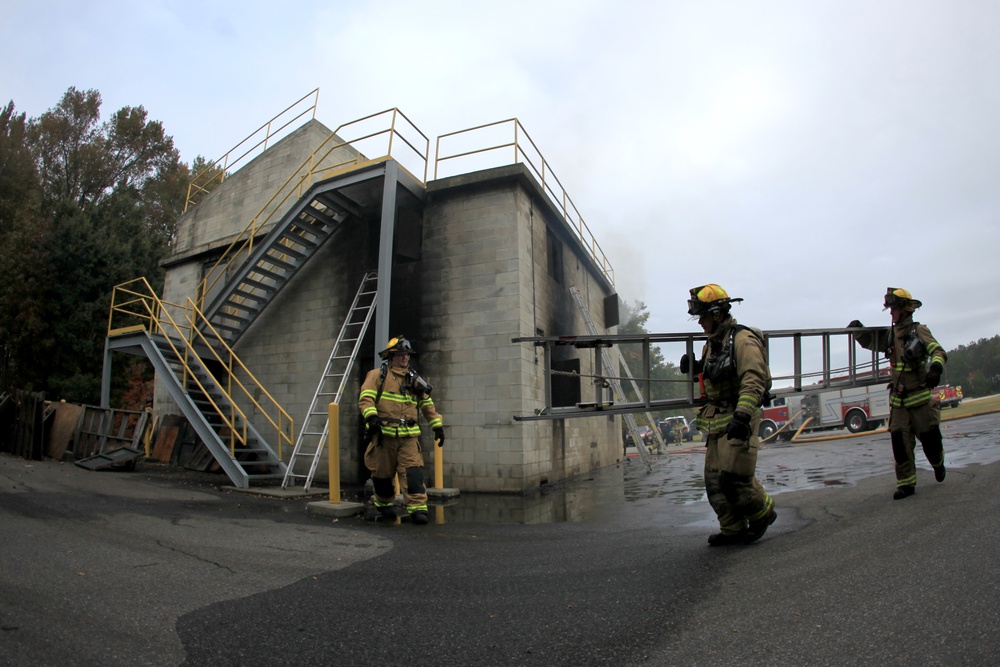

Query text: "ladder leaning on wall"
[282, 272, 379, 491]
[569, 285, 660, 473]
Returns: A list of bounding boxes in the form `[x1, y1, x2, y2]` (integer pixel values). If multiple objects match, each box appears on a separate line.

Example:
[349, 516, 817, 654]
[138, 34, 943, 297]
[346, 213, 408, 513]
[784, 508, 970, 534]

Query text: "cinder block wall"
[421, 166, 620, 493]
[157, 134, 622, 493]
[171, 120, 338, 262]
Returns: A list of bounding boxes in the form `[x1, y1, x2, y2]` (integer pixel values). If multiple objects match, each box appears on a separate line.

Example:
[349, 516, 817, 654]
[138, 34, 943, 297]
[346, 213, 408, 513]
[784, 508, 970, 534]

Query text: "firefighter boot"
[410, 510, 429, 525]
[708, 531, 747, 546]
[744, 509, 777, 544]
[919, 427, 946, 482]
[893, 485, 915, 500]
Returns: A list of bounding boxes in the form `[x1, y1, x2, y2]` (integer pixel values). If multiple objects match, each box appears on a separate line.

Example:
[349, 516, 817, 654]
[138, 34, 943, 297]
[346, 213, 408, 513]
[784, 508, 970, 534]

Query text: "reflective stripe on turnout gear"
[359, 365, 443, 436]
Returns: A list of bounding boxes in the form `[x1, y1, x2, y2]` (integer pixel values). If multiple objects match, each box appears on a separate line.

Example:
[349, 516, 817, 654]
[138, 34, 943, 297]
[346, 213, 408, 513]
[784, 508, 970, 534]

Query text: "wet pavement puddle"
[424, 414, 1000, 525]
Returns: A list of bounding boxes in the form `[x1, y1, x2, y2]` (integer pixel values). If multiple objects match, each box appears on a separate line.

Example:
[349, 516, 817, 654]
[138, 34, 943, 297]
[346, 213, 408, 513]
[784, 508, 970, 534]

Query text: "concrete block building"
[108, 104, 622, 494]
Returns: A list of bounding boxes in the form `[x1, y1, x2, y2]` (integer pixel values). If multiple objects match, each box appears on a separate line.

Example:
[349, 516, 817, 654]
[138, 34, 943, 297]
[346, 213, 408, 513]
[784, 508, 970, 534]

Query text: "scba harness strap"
[704, 325, 773, 408]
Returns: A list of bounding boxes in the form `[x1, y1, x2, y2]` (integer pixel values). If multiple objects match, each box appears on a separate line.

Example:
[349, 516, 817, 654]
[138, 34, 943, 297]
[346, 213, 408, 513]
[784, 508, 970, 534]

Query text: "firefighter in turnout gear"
[359, 336, 444, 525]
[681, 284, 777, 546]
[850, 288, 947, 500]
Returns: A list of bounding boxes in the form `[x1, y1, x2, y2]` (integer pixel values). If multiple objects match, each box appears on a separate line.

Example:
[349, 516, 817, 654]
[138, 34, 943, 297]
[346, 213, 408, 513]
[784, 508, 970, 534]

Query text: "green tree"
[946, 335, 1000, 398]
[0, 101, 48, 390]
[0, 88, 188, 403]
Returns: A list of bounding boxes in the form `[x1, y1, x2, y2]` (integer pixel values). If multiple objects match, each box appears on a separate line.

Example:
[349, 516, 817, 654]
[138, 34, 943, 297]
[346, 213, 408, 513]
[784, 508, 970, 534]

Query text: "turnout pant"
[704, 431, 774, 535]
[888, 399, 944, 488]
[364, 435, 428, 510]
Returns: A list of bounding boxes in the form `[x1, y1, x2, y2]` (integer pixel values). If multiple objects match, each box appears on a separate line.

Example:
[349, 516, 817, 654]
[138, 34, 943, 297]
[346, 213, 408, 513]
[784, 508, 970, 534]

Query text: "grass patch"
[942, 393, 1000, 420]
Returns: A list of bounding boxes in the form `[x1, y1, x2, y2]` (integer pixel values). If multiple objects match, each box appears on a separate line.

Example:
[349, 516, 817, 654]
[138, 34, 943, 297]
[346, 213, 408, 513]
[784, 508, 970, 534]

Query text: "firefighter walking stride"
[850, 288, 947, 500]
[681, 284, 777, 546]
[359, 336, 444, 525]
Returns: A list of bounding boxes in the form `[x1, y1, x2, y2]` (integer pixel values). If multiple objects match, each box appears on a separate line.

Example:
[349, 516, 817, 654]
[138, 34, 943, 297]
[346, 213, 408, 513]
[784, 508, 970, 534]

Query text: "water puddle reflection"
[423, 415, 1000, 525]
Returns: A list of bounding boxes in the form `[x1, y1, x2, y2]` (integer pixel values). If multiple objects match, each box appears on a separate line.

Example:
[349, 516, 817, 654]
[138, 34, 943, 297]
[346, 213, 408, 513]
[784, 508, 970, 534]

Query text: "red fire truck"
[934, 385, 963, 408]
[759, 384, 891, 440]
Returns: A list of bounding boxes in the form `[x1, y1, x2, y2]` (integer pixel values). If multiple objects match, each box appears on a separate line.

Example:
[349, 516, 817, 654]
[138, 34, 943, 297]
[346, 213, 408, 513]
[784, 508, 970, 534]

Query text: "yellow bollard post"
[327, 403, 340, 503]
[434, 439, 443, 490]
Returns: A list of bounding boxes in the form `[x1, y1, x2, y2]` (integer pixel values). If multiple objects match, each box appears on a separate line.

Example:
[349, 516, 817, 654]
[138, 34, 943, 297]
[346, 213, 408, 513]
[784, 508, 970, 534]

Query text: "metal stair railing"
[568, 286, 657, 472]
[196, 108, 429, 348]
[201, 188, 357, 347]
[435, 119, 614, 287]
[282, 272, 378, 490]
[185, 89, 321, 212]
[108, 278, 293, 485]
[149, 332, 286, 485]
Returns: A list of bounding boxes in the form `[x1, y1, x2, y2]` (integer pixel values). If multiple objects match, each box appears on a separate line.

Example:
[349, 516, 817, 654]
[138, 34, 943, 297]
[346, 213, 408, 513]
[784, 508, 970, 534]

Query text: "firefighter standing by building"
[359, 336, 444, 525]
[680, 284, 777, 546]
[849, 288, 947, 499]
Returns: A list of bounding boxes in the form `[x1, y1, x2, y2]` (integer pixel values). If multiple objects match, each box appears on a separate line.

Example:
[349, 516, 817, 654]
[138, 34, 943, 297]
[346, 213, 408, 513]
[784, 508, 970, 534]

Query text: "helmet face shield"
[379, 335, 415, 360]
[687, 298, 708, 317]
[883, 287, 921, 312]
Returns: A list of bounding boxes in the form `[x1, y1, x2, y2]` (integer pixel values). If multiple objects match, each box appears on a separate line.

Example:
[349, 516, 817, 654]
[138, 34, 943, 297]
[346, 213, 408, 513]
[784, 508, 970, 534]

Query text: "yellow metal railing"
[184, 88, 321, 212]
[108, 277, 294, 459]
[197, 107, 429, 312]
[434, 118, 615, 287]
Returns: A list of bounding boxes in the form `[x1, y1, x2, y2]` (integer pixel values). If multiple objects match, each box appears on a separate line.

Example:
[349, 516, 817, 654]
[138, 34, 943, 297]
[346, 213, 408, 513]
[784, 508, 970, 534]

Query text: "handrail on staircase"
[434, 118, 615, 288]
[184, 88, 321, 212]
[183, 297, 293, 459]
[108, 277, 293, 459]
[196, 107, 429, 313]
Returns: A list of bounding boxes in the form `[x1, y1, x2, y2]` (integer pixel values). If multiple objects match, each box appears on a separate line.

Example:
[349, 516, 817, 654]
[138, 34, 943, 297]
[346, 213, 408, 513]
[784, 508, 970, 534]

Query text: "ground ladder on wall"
[282, 272, 379, 490]
[569, 286, 661, 473]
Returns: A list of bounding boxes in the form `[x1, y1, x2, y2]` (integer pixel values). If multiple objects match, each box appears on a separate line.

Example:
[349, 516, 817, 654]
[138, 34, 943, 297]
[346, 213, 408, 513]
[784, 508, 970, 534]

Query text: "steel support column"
[373, 161, 399, 365]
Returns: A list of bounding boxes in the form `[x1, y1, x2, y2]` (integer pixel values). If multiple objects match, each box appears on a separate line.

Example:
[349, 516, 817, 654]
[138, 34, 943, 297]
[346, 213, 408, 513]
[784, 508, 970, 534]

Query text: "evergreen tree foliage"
[944, 335, 1000, 398]
[0, 88, 190, 403]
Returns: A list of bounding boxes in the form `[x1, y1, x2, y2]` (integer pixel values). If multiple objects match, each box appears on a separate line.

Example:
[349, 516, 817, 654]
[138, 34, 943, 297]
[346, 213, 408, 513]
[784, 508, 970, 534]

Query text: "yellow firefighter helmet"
[687, 284, 743, 317]
[379, 335, 415, 360]
[883, 287, 922, 312]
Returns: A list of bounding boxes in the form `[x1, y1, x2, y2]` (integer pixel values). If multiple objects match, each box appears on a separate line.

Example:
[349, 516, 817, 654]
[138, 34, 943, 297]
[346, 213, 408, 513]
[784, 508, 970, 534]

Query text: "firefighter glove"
[726, 410, 752, 443]
[925, 362, 943, 389]
[434, 426, 445, 447]
[365, 415, 380, 441]
[679, 354, 703, 375]
[848, 320, 873, 348]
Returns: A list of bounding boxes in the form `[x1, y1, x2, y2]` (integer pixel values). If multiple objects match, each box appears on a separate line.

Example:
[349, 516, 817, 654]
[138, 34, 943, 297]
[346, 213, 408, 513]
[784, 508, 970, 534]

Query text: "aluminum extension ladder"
[569, 285, 660, 472]
[281, 272, 378, 490]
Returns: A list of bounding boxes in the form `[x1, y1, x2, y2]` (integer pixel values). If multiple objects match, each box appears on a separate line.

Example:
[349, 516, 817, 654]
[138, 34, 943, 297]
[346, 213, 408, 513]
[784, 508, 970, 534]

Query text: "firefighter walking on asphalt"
[359, 336, 444, 525]
[850, 288, 947, 500]
[681, 284, 777, 546]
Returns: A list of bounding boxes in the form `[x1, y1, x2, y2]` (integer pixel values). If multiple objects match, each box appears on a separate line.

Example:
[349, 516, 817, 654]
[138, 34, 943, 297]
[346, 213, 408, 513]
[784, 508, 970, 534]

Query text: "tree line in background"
[0, 87, 215, 406]
[943, 335, 1000, 398]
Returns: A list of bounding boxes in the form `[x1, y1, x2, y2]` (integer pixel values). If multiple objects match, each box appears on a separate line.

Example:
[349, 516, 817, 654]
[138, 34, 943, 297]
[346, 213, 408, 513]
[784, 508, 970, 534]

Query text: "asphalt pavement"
[2, 413, 999, 666]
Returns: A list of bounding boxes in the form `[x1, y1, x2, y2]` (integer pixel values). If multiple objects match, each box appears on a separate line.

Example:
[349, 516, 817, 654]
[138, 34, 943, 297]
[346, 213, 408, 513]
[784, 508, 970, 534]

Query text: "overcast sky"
[4, 0, 999, 355]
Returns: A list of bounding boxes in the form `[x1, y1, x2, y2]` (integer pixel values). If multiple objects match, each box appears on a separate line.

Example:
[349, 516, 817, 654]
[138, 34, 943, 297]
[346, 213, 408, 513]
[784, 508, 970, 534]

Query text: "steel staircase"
[569, 285, 663, 472]
[282, 272, 379, 490]
[106, 278, 293, 488]
[151, 333, 286, 484]
[201, 185, 361, 348]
